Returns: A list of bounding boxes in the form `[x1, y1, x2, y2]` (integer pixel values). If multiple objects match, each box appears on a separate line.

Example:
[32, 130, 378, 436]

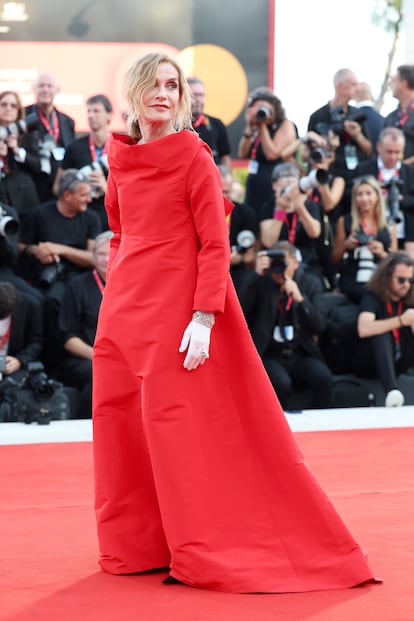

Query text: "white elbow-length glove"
[179, 312, 214, 370]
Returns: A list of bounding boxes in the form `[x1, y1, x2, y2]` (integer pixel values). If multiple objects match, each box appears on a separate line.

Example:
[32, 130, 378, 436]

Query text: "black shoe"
[162, 575, 183, 585]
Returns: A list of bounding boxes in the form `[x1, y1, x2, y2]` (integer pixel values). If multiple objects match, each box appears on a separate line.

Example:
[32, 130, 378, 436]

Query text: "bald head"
[33, 72, 60, 111]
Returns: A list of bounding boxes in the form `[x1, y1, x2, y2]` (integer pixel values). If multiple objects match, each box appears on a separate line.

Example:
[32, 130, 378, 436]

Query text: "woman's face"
[0, 93, 19, 126]
[355, 183, 379, 215]
[140, 62, 180, 126]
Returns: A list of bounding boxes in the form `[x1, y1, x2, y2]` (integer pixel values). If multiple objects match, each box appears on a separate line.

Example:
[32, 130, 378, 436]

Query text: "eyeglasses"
[396, 276, 414, 285]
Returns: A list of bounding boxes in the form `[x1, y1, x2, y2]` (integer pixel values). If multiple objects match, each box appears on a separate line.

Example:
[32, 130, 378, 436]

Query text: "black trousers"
[263, 350, 333, 409]
[59, 355, 92, 418]
[353, 333, 414, 393]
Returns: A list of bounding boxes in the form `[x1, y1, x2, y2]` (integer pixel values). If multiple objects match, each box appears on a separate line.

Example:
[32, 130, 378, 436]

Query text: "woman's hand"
[179, 320, 212, 370]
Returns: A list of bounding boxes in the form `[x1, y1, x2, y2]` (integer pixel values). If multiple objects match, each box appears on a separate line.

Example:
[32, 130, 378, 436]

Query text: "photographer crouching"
[246, 241, 333, 409]
[18, 169, 102, 367]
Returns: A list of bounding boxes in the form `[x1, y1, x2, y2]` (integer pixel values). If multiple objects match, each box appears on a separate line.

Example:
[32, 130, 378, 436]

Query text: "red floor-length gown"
[92, 130, 377, 593]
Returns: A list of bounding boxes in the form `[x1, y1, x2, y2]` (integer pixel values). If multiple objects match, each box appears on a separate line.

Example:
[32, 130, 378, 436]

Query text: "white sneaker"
[385, 389, 405, 407]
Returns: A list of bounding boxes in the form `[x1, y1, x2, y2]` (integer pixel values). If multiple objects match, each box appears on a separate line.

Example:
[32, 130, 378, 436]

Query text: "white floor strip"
[0, 406, 413, 446]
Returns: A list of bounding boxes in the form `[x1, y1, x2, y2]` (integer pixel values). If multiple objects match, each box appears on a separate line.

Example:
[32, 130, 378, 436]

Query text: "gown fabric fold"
[92, 130, 377, 593]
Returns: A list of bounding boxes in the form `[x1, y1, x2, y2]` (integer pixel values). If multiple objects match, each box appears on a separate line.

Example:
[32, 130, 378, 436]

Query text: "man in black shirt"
[53, 94, 112, 229]
[355, 251, 414, 406]
[187, 76, 232, 167]
[58, 230, 112, 417]
[19, 169, 101, 366]
[308, 68, 372, 213]
[383, 65, 414, 162]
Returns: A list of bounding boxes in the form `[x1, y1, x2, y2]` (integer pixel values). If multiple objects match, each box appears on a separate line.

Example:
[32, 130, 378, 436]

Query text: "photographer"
[308, 68, 372, 214]
[0, 91, 41, 223]
[259, 162, 322, 281]
[238, 87, 297, 215]
[355, 251, 414, 407]
[247, 241, 333, 409]
[0, 281, 43, 386]
[25, 72, 75, 203]
[53, 94, 112, 229]
[332, 176, 397, 303]
[354, 127, 414, 257]
[18, 169, 101, 366]
[0, 201, 44, 304]
[57, 231, 112, 418]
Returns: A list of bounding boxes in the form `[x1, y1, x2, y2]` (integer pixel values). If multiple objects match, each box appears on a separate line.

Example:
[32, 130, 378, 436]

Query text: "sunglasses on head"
[396, 276, 414, 284]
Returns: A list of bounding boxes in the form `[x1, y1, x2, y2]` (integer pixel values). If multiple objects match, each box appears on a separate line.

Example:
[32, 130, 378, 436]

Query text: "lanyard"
[88, 134, 108, 162]
[286, 212, 298, 245]
[360, 217, 377, 237]
[0, 320, 11, 350]
[250, 135, 261, 161]
[193, 114, 207, 129]
[386, 300, 403, 346]
[37, 107, 60, 143]
[398, 99, 414, 127]
[277, 292, 293, 315]
[93, 269, 105, 295]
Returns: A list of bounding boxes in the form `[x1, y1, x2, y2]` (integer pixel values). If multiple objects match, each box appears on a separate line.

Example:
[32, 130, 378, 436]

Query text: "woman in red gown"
[92, 52, 378, 593]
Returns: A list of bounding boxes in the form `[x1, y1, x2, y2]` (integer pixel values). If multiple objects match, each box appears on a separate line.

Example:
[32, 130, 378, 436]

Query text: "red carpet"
[1, 427, 413, 621]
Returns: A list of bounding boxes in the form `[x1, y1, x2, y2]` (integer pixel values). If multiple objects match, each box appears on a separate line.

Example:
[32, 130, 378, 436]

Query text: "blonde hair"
[123, 52, 192, 141]
[351, 175, 387, 231]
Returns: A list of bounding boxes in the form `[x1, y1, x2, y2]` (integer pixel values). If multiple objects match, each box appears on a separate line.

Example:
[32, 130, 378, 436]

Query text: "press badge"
[273, 325, 294, 342]
[248, 159, 259, 174]
[52, 147, 65, 161]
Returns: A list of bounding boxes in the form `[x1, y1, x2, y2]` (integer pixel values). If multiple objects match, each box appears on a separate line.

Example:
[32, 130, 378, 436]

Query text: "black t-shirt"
[21, 201, 101, 278]
[59, 270, 103, 346]
[360, 290, 414, 356]
[194, 115, 231, 164]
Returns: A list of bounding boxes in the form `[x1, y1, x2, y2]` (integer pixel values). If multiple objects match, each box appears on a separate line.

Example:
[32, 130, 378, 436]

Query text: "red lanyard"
[250, 135, 261, 160]
[286, 212, 298, 245]
[360, 217, 377, 237]
[93, 269, 105, 295]
[0, 320, 11, 350]
[89, 134, 108, 162]
[277, 293, 293, 316]
[193, 114, 207, 129]
[398, 99, 414, 127]
[37, 108, 60, 142]
[386, 300, 403, 345]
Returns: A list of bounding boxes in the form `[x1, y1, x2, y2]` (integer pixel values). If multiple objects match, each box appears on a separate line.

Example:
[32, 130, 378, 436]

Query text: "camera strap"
[377, 165, 400, 195]
[37, 107, 60, 143]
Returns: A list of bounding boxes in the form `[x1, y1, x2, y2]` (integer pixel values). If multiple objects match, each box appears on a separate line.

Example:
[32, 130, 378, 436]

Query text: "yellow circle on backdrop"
[177, 44, 248, 126]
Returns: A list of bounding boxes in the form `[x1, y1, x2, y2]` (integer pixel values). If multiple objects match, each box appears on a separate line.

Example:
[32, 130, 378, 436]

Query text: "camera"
[299, 168, 329, 193]
[315, 106, 367, 138]
[354, 231, 374, 246]
[384, 178, 404, 224]
[77, 154, 109, 181]
[309, 146, 330, 163]
[38, 135, 56, 175]
[0, 207, 19, 236]
[264, 249, 287, 274]
[0, 111, 39, 142]
[38, 262, 66, 289]
[25, 362, 55, 401]
[256, 105, 272, 121]
[232, 230, 256, 254]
